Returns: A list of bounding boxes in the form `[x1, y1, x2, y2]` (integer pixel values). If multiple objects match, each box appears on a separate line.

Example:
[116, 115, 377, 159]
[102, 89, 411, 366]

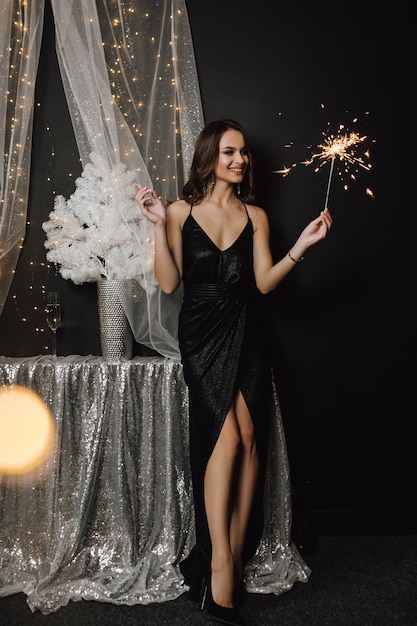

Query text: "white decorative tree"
[42, 151, 156, 290]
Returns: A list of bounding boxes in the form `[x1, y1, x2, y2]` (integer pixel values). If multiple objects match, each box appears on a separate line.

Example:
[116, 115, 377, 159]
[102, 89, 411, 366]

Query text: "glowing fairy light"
[275, 114, 374, 208]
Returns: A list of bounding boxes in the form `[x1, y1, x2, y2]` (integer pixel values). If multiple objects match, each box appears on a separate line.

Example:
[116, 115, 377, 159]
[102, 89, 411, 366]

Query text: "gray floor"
[1, 535, 416, 625]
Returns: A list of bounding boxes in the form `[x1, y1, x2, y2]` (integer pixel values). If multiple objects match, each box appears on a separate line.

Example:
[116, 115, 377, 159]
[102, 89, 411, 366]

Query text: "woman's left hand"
[300, 207, 333, 246]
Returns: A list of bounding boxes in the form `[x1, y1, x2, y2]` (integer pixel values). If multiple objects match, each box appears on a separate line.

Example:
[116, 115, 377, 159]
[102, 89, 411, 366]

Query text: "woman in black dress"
[135, 119, 332, 626]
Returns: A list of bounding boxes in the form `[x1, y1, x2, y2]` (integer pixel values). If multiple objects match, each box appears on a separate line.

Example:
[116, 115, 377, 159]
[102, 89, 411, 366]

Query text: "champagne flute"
[45, 292, 61, 359]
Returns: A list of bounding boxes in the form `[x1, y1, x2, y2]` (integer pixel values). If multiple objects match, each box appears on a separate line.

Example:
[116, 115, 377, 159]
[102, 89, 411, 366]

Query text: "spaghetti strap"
[240, 199, 249, 217]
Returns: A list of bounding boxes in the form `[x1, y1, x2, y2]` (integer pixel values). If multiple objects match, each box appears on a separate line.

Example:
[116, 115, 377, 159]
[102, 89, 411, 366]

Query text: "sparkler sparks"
[302, 130, 370, 171]
[275, 115, 374, 208]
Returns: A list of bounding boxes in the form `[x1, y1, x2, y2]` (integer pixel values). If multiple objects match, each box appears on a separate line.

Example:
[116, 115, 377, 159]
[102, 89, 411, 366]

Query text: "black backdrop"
[0, 1, 415, 534]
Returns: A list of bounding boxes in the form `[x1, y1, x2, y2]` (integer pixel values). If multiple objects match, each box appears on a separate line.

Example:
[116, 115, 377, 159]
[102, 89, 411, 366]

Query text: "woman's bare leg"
[230, 391, 258, 584]
[204, 393, 258, 606]
[204, 408, 240, 608]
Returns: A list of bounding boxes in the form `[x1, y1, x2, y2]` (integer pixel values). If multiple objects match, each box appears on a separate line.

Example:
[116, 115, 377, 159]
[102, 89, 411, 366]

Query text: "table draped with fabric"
[0, 355, 309, 615]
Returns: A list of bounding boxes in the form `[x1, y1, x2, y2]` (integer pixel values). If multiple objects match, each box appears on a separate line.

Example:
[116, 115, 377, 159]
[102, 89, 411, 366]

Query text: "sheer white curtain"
[0, 0, 204, 358]
[0, 0, 45, 314]
[49, 0, 204, 358]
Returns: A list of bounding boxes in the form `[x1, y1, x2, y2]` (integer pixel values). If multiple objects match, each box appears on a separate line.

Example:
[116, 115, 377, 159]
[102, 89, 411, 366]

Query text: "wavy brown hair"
[182, 119, 255, 204]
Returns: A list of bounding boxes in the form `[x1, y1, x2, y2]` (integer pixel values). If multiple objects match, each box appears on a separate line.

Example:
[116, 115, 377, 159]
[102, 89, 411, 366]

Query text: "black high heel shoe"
[188, 571, 206, 605]
[233, 579, 246, 604]
[179, 546, 207, 604]
[199, 573, 246, 626]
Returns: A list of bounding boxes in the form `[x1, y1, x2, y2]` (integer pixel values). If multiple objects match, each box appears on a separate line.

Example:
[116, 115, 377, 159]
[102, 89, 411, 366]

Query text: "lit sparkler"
[275, 117, 374, 208]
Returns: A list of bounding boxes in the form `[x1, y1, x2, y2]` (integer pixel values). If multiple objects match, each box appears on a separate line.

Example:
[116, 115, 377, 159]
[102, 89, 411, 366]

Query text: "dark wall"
[0, 1, 415, 533]
[184, 0, 416, 534]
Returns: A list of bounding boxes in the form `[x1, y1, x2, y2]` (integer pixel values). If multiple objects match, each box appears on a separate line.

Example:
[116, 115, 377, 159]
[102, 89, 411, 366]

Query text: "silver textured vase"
[97, 279, 133, 361]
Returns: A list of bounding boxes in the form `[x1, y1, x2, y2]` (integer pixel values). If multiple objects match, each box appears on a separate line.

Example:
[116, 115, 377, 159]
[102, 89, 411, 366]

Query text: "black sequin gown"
[178, 201, 273, 584]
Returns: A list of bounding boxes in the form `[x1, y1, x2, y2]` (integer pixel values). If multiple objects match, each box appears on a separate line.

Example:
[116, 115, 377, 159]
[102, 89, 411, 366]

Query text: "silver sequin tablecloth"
[0, 355, 310, 614]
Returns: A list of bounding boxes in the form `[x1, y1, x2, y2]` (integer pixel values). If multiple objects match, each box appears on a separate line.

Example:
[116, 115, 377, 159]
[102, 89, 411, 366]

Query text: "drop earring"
[203, 174, 215, 196]
[236, 184, 241, 196]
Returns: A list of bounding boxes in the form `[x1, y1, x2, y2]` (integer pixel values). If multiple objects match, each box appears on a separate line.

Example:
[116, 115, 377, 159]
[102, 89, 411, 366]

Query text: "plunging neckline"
[187, 214, 251, 253]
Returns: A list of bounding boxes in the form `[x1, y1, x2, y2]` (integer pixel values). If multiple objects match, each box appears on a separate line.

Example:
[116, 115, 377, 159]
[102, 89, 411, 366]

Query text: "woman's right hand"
[134, 184, 166, 226]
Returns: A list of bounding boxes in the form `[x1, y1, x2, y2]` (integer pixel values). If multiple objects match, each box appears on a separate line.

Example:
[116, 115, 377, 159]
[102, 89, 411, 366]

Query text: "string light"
[2, 2, 198, 353]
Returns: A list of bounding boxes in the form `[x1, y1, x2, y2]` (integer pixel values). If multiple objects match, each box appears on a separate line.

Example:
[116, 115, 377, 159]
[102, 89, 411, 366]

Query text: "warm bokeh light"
[0, 385, 55, 475]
